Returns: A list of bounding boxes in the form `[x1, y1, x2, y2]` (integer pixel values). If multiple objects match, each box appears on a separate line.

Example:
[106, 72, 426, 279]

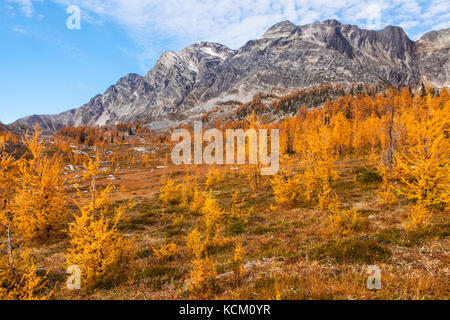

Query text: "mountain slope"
[11, 20, 450, 132]
[414, 28, 450, 88]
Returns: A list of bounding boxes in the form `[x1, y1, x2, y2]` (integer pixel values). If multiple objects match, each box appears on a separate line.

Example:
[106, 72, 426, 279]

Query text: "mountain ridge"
[10, 19, 450, 132]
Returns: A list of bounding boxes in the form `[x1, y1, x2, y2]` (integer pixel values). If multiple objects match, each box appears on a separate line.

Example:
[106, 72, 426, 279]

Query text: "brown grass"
[16, 143, 450, 300]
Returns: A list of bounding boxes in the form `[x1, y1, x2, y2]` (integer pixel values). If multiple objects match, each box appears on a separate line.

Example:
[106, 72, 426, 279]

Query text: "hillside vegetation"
[0, 87, 448, 299]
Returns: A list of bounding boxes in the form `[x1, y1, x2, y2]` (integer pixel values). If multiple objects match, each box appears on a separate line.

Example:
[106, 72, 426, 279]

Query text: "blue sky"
[1, 0, 449, 124]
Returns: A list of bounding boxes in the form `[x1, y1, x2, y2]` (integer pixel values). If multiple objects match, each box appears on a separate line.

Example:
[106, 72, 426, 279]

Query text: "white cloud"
[9, 1, 449, 68]
[393, 0, 422, 14]
[432, 20, 450, 31]
[420, 0, 449, 20]
[398, 20, 419, 30]
[10, 0, 448, 48]
[46, 1, 334, 47]
[50, 0, 447, 47]
[9, 0, 449, 45]
[12, 25, 29, 34]
[7, 0, 42, 17]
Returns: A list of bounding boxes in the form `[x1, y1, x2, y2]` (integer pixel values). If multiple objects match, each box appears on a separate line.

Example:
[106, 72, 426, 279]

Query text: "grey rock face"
[11, 20, 450, 131]
[414, 28, 450, 88]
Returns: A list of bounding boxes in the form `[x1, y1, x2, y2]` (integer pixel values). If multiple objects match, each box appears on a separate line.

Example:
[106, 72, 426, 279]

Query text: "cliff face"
[414, 28, 450, 88]
[11, 20, 450, 132]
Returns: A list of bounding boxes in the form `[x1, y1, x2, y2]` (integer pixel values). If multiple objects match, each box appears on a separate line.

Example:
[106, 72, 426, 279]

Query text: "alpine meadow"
[0, 5, 449, 302]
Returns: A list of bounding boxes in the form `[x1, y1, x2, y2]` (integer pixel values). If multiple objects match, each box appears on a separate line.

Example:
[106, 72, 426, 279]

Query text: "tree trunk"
[7, 226, 17, 277]
[92, 177, 96, 223]
[385, 105, 395, 172]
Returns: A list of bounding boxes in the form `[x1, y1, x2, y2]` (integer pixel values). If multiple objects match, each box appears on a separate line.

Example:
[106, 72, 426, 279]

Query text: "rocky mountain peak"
[185, 42, 234, 59]
[115, 73, 145, 87]
[10, 20, 450, 132]
[415, 28, 450, 88]
[261, 20, 298, 39]
[417, 28, 450, 48]
[321, 19, 342, 26]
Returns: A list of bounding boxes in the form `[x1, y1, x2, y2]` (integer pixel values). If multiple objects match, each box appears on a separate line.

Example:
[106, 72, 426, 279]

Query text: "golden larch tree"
[14, 126, 66, 243]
